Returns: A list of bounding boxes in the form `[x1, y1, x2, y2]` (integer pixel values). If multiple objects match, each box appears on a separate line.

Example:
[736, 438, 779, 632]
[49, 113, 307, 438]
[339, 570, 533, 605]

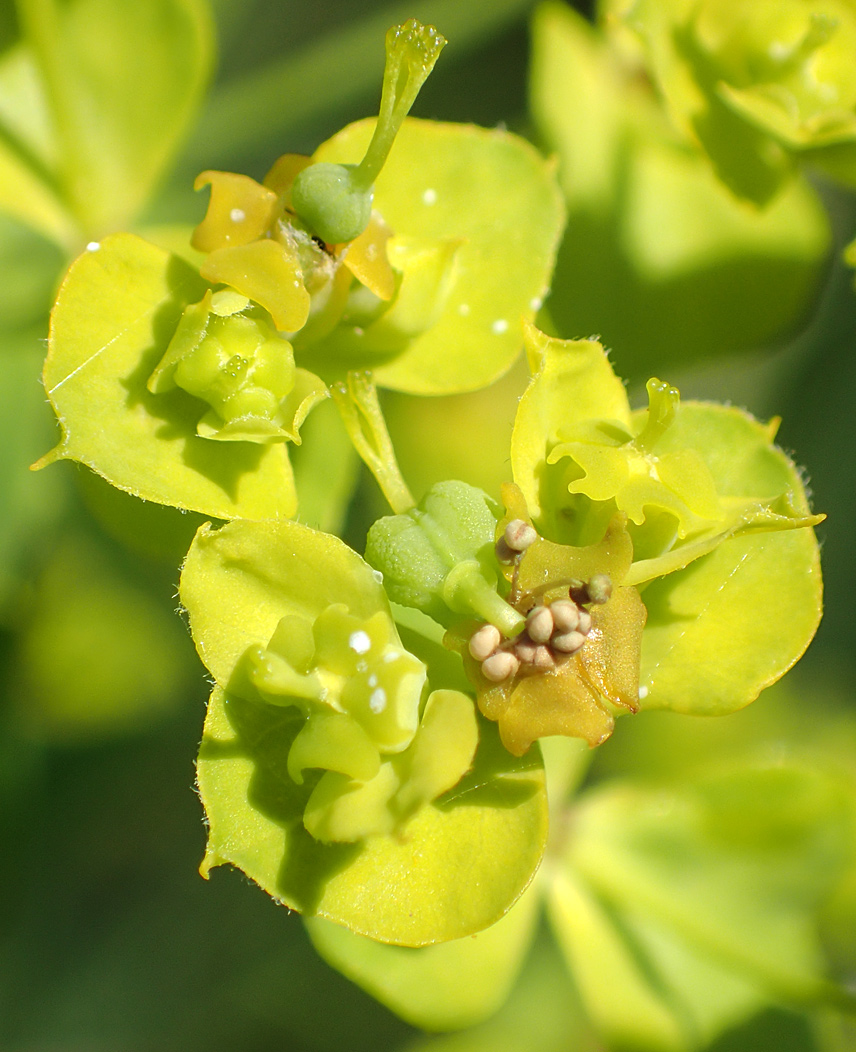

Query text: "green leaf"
[0, 213, 64, 332]
[401, 931, 596, 1052]
[547, 868, 688, 1051]
[636, 403, 822, 715]
[17, 0, 213, 237]
[549, 767, 854, 1049]
[0, 41, 78, 248]
[12, 532, 191, 741]
[306, 118, 565, 393]
[37, 233, 298, 519]
[530, 1, 830, 375]
[0, 329, 67, 614]
[305, 877, 541, 1030]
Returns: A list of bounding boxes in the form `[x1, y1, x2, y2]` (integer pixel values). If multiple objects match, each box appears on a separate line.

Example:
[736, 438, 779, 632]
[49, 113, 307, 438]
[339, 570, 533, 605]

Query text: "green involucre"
[511, 323, 823, 717]
[624, 0, 856, 202]
[183, 517, 547, 943]
[531, 1, 830, 372]
[37, 233, 299, 519]
[147, 287, 327, 443]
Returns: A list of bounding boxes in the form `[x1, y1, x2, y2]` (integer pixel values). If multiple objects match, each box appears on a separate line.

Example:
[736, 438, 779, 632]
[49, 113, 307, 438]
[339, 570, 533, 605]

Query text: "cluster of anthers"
[468, 519, 612, 684]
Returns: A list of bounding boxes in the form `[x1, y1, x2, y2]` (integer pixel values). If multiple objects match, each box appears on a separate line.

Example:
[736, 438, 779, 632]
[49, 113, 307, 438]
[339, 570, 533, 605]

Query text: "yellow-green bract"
[36, 116, 564, 519]
[624, 0, 856, 202]
[513, 323, 824, 717]
[183, 517, 548, 946]
[530, 1, 830, 371]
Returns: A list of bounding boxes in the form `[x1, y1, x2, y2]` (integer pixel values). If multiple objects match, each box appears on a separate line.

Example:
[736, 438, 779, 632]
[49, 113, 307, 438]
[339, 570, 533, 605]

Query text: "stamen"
[526, 605, 554, 644]
[552, 630, 586, 654]
[469, 623, 501, 661]
[482, 650, 519, 682]
[549, 600, 580, 634]
[504, 518, 537, 552]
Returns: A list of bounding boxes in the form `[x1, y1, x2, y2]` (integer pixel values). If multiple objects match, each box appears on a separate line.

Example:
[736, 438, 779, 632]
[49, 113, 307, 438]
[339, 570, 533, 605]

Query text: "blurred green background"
[0, 0, 854, 1049]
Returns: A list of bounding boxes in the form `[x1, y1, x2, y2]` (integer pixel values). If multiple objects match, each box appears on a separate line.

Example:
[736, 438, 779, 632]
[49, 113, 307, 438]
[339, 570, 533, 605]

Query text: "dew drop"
[368, 674, 378, 688]
[458, 303, 470, 316]
[230, 207, 246, 223]
[491, 318, 509, 335]
[422, 187, 437, 206]
[371, 569, 384, 584]
[638, 685, 649, 700]
[369, 687, 387, 713]
[349, 630, 371, 654]
[86, 242, 101, 252]
[530, 296, 543, 311]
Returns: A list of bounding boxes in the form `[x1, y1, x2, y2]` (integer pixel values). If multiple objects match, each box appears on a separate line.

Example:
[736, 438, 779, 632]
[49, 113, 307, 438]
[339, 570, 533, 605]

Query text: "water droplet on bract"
[349, 630, 371, 654]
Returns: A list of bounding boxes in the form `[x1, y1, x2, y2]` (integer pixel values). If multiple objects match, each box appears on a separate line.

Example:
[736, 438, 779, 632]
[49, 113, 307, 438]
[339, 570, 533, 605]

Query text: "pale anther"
[586, 573, 612, 605]
[482, 650, 519, 682]
[513, 637, 539, 665]
[504, 518, 537, 552]
[552, 630, 586, 654]
[469, 623, 501, 661]
[577, 609, 592, 636]
[526, 605, 554, 644]
[549, 600, 579, 634]
[531, 645, 555, 670]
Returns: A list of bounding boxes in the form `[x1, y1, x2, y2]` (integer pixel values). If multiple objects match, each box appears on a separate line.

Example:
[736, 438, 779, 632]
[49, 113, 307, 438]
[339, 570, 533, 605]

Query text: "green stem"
[331, 370, 415, 514]
[442, 560, 526, 636]
[351, 20, 446, 191]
